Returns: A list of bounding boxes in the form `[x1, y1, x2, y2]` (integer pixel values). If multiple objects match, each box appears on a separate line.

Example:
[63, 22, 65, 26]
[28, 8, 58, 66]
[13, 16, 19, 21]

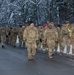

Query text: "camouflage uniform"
[7, 26, 11, 44]
[55, 26, 62, 52]
[0, 26, 6, 47]
[43, 25, 58, 58]
[42, 26, 48, 53]
[18, 27, 23, 47]
[22, 26, 26, 47]
[72, 25, 74, 55]
[23, 26, 38, 60]
[10, 28, 13, 45]
[61, 24, 72, 55]
[37, 26, 43, 51]
[12, 26, 18, 47]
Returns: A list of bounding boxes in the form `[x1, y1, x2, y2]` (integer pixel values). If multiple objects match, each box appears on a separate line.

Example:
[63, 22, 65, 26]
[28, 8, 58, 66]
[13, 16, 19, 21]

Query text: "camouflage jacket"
[23, 26, 38, 43]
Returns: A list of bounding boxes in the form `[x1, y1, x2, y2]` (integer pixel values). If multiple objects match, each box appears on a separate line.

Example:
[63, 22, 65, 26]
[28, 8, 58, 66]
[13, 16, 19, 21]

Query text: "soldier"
[22, 25, 26, 47]
[72, 25, 74, 56]
[0, 25, 6, 48]
[61, 21, 72, 55]
[18, 25, 23, 47]
[7, 26, 11, 44]
[23, 22, 38, 60]
[43, 22, 58, 58]
[42, 24, 48, 53]
[55, 24, 62, 52]
[37, 26, 43, 51]
[12, 26, 18, 47]
[10, 27, 13, 45]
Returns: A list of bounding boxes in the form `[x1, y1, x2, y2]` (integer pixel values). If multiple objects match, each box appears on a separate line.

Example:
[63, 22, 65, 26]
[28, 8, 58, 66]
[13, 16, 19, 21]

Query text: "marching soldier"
[23, 22, 38, 60]
[37, 26, 43, 51]
[42, 24, 48, 53]
[18, 25, 23, 47]
[55, 24, 62, 52]
[43, 22, 58, 58]
[12, 26, 18, 47]
[22, 25, 26, 47]
[61, 21, 72, 55]
[72, 25, 74, 56]
[0, 25, 6, 48]
[7, 26, 11, 44]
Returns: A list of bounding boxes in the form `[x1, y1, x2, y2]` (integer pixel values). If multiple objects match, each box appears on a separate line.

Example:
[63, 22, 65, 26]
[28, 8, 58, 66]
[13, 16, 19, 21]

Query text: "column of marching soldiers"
[0, 21, 74, 61]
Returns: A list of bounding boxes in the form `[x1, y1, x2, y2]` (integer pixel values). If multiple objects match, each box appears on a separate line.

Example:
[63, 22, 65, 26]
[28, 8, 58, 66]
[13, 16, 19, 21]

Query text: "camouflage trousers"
[11, 35, 17, 47]
[60, 37, 71, 54]
[7, 35, 11, 44]
[72, 38, 74, 54]
[42, 43, 47, 53]
[19, 36, 23, 47]
[27, 42, 37, 59]
[10, 35, 13, 45]
[55, 42, 58, 52]
[47, 40, 55, 58]
[1, 35, 6, 46]
[37, 39, 42, 50]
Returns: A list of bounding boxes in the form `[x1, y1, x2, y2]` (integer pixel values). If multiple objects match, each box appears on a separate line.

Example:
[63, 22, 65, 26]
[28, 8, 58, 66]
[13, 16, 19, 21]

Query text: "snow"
[0, 0, 51, 25]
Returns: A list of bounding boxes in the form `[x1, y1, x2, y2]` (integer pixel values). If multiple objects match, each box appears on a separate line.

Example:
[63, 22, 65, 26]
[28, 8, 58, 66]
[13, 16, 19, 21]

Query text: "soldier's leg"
[43, 44, 46, 53]
[60, 42, 64, 55]
[1, 40, 4, 47]
[11, 36, 14, 46]
[60, 37, 66, 55]
[66, 39, 70, 55]
[67, 46, 70, 55]
[19, 38, 21, 47]
[32, 43, 37, 59]
[21, 40, 23, 47]
[72, 43, 74, 56]
[13, 36, 17, 47]
[12, 40, 16, 47]
[48, 47, 53, 58]
[72, 39, 74, 56]
[9, 35, 11, 44]
[27, 44, 32, 60]
[36, 40, 39, 51]
[55, 42, 58, 52]
[48, 41, 55, 58]
[4, 36, 6, 46]
[11, 38, 13, 46]
[1, 36, 6, 47]
[38, 41, 41, 50]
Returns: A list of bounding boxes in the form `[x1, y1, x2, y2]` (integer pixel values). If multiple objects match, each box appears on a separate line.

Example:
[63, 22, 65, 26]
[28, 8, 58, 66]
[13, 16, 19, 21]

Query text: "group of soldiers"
[0, 21, 74, 61]
[23, 21, 74, 60]
[0, 25, 26, 48]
